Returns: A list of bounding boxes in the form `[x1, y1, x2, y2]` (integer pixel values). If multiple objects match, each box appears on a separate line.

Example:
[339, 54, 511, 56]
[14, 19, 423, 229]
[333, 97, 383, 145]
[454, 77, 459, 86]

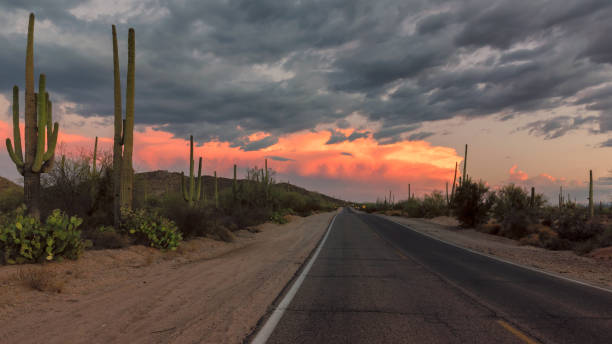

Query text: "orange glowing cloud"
[0, 120, 463, 199]
[509, 164, 529, 181]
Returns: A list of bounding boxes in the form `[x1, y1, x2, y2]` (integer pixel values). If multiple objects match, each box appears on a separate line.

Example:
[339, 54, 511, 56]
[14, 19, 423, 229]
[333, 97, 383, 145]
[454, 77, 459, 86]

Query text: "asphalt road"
[261, 208, 612, 344]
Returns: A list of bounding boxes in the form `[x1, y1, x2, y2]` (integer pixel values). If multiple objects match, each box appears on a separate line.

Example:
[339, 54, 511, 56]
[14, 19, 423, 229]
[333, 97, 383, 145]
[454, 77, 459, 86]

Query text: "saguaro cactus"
[91, 136, 98, 176]
[530, 187, 535, 208]
[214, 171, 219, 208]
[90, 136, 99, 208]
[233, 164, 237, 202]
[450, 162, 457, 203]
[588, 170, 594, 219]
[408, 184, 411, 200]
[461, 144, 468, 186]
[111, 25, 136, 225]
[446, 181, 449, 206]
[181, 135, 203, 206]
[5, 13, 59, 220]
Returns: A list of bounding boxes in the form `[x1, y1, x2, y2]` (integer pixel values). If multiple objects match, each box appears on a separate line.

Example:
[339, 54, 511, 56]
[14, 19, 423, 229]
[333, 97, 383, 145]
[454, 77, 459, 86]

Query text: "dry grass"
[214, 226, 236, 243]
[15, 267, 65, 293]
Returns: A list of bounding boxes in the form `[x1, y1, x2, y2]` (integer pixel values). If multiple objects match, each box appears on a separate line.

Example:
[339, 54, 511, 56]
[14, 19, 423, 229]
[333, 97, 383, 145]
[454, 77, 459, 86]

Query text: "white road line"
[251, 213, 338, 344]
[380, 215, 612, 295]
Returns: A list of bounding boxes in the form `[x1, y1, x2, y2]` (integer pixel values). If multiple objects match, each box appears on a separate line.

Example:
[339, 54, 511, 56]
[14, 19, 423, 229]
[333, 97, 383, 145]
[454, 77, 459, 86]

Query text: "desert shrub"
[398, 198, 424, 217]
[119, 208, 182, 250]
[477, 223, 501, 235]
[554, 207, 602, 242]
[0, 206, 84, 264]
[16, 267, 64, 293]
[41, 150, 114, 228]
[159, 194, 213, 238]
[84, 226, 130, 250]
[490, 184, 545, 239]
[567, 220, 612, 255]
[270, 209, 292, 224]
[452, 177, 492, 228]
[421, 191, 448, 218]
[278, 191, 305, 213]
[0, 188, 24, 213]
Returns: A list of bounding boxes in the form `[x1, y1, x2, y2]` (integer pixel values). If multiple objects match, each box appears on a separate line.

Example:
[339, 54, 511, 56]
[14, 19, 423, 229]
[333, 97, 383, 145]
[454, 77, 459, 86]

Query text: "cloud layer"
[1, 0, 611, 148]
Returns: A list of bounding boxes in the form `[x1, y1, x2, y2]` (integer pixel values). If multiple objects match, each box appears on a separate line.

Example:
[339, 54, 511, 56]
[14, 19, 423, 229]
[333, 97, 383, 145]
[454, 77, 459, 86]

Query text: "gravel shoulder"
[380, 215, 612, 291]
[0, 210, 337, 344]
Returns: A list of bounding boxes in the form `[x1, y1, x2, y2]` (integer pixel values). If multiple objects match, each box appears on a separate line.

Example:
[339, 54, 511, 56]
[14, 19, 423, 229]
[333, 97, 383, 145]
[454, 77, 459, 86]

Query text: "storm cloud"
[1, 0, 611, 148]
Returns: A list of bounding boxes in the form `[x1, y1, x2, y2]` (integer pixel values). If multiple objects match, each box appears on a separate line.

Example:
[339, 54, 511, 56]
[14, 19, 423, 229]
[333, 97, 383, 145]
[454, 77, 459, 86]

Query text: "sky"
[0, 0, 611, 203]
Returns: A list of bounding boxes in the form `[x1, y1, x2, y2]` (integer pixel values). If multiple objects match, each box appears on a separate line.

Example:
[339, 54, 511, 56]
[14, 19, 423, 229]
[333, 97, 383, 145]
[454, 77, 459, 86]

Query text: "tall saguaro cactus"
[233, 164, 237, 202]
[214, 171, 219, 208]
[450, 161, 457, 204]
[588, 170, 594, 219]
[461, 144, 468, 186]
[111, 25, 136, 225]
[182, 135, 203, 206]
[5, 13, 59, 220]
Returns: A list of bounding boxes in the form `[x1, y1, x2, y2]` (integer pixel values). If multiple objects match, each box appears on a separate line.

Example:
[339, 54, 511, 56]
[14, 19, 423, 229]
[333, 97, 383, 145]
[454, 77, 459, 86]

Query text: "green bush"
[84, 225, 130, 250]
[554, 207, 602, 242]
[270, 209, 292, 224]
[490, 184, 544, 239]
[421, 191, 448, 218]
[120, 208, 182, 250]
[452, 177, 492, 228]
[0, 206, 84, 264]
[398, 198, 424, 217]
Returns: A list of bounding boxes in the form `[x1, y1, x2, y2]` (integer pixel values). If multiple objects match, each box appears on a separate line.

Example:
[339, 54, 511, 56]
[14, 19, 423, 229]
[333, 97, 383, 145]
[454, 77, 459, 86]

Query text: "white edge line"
[251, 213, 338, 344]
[378, 214, 612, 295]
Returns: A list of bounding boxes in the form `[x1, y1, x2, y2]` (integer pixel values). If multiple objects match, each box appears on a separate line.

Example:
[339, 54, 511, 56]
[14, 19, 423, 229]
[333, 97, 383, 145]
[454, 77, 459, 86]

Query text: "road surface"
[258, 208, 612, 343]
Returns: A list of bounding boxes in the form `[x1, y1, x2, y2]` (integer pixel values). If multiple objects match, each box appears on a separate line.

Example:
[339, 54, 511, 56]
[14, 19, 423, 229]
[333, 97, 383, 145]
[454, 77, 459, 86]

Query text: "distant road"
[258, 208, 612, 343]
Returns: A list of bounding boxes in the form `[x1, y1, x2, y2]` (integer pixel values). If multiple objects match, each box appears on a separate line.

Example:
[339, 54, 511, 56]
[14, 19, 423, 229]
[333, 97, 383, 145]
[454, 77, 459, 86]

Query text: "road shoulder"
[380, 215, 612, 291]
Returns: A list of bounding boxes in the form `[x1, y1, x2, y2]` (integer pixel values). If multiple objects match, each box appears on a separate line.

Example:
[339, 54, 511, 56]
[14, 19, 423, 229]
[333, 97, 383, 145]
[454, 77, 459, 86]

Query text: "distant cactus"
[90, 136, 99, 208]
[450, 162, 457, 203]
[446, 181, 449, 206]
[461, 144, 468, 186]
[91, 136, 98, 176]
[408, 184, 411, 200]
[111, 25, 136, 225]
[589, 170, 594, 218]
[214, 171, 219, 208]
[5, 13, 59, 219]
[233, 164, 237, 203]
[181, 135, 203, 206]
[530, 187, 535, 208]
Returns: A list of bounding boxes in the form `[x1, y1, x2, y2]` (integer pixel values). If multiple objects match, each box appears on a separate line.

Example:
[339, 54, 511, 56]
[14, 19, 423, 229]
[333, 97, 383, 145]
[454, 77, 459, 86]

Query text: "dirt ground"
[381, 215, 612, 291]
[0, 211, 336, 344]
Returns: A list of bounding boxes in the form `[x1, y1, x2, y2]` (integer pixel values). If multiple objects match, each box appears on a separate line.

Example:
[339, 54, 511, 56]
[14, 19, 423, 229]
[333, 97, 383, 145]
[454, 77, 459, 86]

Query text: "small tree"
[452, 177, 492, 227]
[491, 184, 545, 238]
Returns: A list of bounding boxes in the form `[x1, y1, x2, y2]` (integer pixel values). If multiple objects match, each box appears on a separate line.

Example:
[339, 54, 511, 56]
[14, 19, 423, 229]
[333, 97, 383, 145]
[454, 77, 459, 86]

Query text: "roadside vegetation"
[0, 13, 340, 266]
[362, 145, 612, 256]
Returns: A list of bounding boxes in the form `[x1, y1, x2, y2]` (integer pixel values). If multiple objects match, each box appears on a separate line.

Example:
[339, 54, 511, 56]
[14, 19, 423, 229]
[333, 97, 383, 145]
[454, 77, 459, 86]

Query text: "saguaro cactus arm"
[42, 98, 59, 164]
[6, 86, 24, 173]
[91, 136, 98, 175]
[196, 157, 202, 201]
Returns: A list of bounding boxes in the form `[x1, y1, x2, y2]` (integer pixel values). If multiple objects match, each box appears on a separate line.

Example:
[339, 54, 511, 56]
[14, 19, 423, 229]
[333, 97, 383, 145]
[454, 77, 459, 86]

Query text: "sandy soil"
[0, 211, 336, 344]
[381, 215, 612, 291]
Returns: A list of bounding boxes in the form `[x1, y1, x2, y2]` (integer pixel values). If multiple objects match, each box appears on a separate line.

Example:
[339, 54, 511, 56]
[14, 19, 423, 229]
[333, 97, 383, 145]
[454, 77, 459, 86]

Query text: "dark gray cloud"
[267, 155, 294, 162]
[407, 131, 434, 141]
[340, 152, 353, 156]
[325, 130, 348, 145]
[232, 135, 278, 151]
[2, 0, 612, 149]
[520, 115, 598, 139]
[325, 129, 370, 144]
